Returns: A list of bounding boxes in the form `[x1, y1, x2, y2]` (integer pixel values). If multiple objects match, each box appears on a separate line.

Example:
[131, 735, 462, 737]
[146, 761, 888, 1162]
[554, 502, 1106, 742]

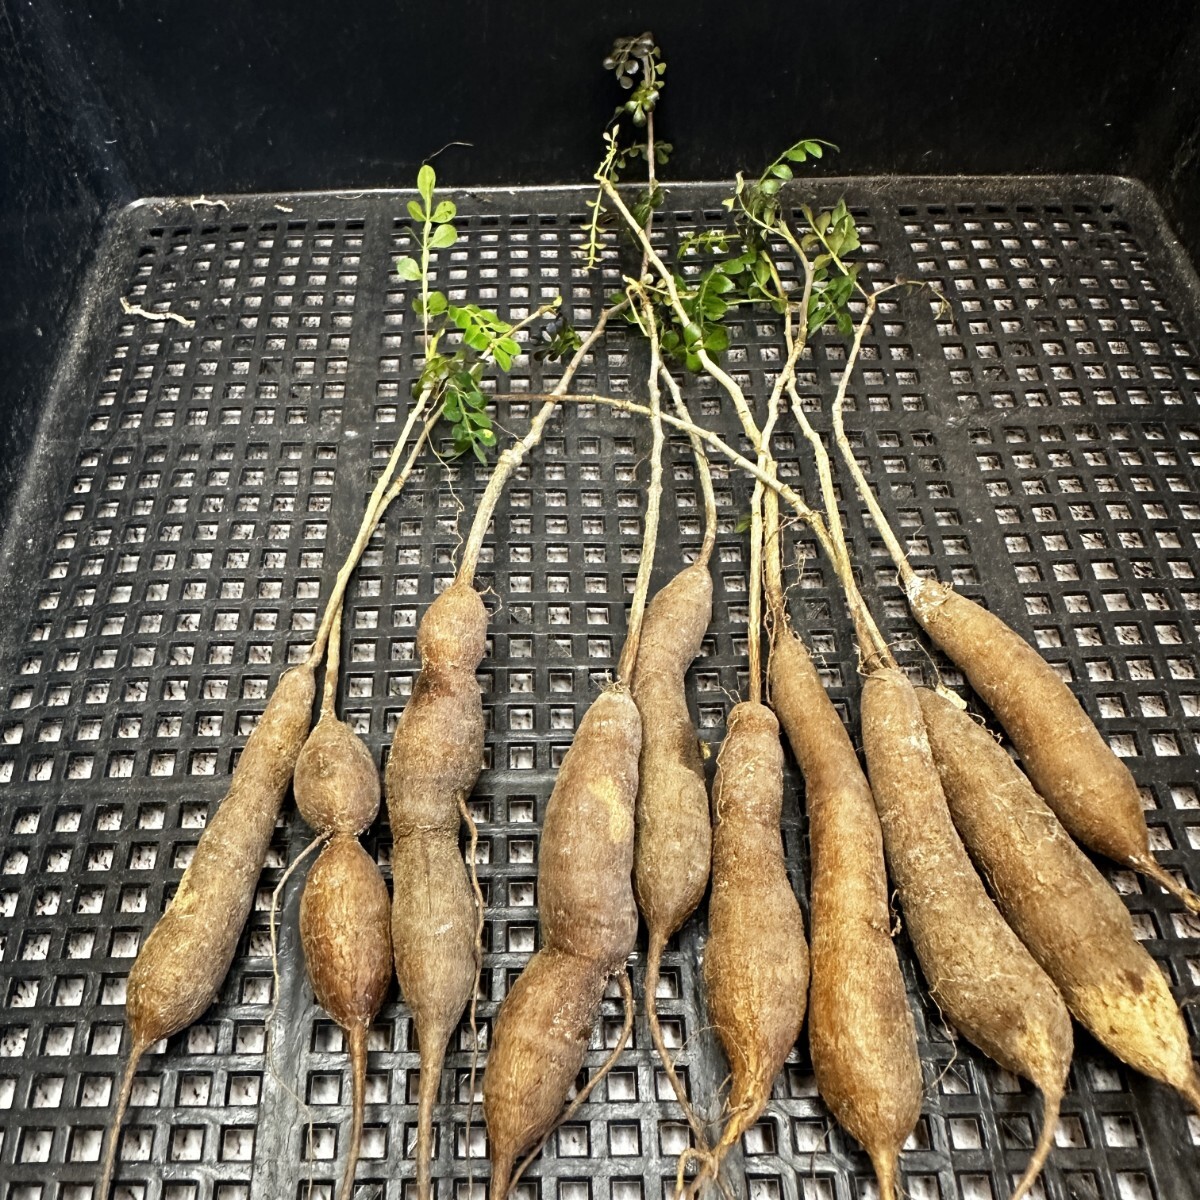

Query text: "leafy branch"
[583, 33, 673, 268]
[396, 165, 571, 460]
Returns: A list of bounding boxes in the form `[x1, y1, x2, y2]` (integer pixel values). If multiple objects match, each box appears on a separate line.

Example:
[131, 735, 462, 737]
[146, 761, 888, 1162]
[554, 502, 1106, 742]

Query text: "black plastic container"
[1, 5, 1199, 1200]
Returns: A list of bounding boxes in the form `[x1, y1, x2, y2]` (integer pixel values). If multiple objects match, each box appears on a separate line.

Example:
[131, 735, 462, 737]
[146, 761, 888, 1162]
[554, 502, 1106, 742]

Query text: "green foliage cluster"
[583, 33, 674, 268]
[396, 164, 574, 461]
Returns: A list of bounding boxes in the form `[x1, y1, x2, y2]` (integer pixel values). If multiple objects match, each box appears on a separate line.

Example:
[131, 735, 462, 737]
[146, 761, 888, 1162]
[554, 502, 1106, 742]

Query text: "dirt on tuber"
[631, 561, 715, 1144]
[699, 701, 809, 1194]
[484, 685, 642, 1196]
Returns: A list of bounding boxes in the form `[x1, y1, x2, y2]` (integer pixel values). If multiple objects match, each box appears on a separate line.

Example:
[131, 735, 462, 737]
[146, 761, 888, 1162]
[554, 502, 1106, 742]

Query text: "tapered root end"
[1134, 855, 1200, 914]
[97, 1044, 146, 1200]
[416, 1028, 452, 1200]
[646, 937, 711, 1155]
[868, 1147, 900, 1200]
[1010, 1086, 1060, 1200]
[490, 1152, 515, 1200]
[337, 1023, 368, 1200]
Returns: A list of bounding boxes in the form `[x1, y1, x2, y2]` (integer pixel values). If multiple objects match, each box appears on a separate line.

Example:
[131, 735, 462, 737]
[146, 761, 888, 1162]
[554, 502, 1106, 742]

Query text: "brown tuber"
[485, 684, 642, 1196]
[387, 581, 489, 1200]
[862, 666, 1072, 1200]
[698, 701, 809, 1194]
[631, 562, 715, 1143]
[99, 661, 316, 1200]
[917, 686, 1200, 1114]
[299, 835, 392, 1199]
[769, 628, 921, 1200]
[906, 566, 1199, 914]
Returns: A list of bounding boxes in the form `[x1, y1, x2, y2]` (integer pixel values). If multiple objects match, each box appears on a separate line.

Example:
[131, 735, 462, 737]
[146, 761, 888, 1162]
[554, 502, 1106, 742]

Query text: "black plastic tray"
[0, 178, 1197, 1200]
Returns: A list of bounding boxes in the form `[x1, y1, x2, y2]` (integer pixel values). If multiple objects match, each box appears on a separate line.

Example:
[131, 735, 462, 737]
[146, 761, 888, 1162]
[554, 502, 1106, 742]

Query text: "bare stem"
[616, 296, 666, 685]
[659, 366, 717, 566]
[456, 300, 628, 584]
[829, 290, 919, 592]
[307, 390, 432, 668]
[320, 602, 343, 720]
[784, 296, 896, 670]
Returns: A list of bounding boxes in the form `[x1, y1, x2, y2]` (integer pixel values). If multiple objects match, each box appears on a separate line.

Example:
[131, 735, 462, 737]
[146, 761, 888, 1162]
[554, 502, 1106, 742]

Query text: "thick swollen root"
[632, 564, 714, 1145]
[769, 631, 921, 1200]
[295, 713, 381, 836]
[917, 687, 1200, 1112]
[484, 949, 609, 1198]
[703, 702, 809, 1183]
[907, 578, 1200, 912]
[299, 835, 393, 1200]
[537, 687, 642, 965]
[126, 663, 317, 1044]
[632, 562, 713, 944]
[387, 582, 489, 1200]
[484, 686, 642, 1192]
[99, 662, 316, 1200]
[861, 667, 1072, 1200]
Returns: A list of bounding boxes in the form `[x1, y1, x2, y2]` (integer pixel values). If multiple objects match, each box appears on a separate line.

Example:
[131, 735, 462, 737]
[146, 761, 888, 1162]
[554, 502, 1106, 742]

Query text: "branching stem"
[783, 290, 897, 670]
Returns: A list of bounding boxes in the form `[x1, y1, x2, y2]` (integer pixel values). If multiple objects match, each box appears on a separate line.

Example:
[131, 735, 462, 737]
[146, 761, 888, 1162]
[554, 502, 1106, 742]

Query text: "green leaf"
[429, 224, 457, 250]
[760, 178, 781, 197]
[770, 163, 793, 181]
[734, 511, 753, 533]
[783, 147, 808, 164]
[395, 256, 422, 282]
[407, 199, 426, 223]
[417, 164, 436, 206]
[432, 199, 457, 223]
[804, 141, 824, 158]
[703, 325, 730, 354]
[425, 290, 447, 317]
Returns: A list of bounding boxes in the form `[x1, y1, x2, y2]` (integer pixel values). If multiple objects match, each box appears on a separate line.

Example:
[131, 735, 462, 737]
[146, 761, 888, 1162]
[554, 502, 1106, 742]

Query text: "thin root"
[458, 792, 487, 1197]
[120, 295, 195, 327]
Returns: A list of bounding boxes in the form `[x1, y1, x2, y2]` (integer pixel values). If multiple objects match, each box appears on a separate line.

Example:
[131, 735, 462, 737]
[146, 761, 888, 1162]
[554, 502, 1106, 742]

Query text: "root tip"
[1135, 855, 1200, 914]
[1009, 1087, 1060, 1200]
[869, 1147, 899, 1200]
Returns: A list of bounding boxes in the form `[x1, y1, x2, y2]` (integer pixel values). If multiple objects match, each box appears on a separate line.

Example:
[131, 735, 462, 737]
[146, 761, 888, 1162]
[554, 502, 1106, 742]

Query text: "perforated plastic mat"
[0, 178, 1198, 1200]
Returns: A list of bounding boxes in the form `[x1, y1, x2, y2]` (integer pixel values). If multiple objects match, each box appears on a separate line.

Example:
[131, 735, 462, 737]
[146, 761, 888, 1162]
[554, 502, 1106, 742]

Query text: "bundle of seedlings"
[599, 143, 822, 1197]
[589, 33, 722, 1160]
[481, 277, 665, 1197]
[96, 304, 448, 1200]
[386, 164, 632, 1200]
[827, 296, 1200, 914]
[546, 273, 1073, 1197]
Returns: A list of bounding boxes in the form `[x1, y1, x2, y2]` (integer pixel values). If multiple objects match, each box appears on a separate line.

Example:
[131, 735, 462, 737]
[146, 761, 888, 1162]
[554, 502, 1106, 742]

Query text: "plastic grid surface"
[0, 180, 1197, 1200]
